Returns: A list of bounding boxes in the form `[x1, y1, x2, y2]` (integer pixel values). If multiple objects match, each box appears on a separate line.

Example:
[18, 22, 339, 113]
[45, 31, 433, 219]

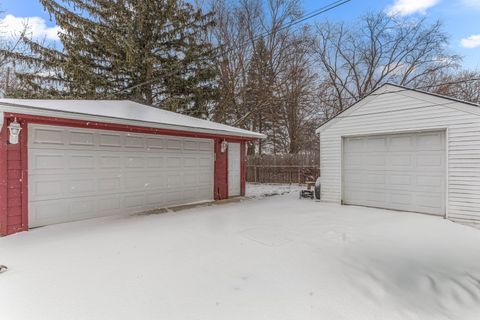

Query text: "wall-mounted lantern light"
[8, 118, 22, 144]
[220, 140, 228, 153]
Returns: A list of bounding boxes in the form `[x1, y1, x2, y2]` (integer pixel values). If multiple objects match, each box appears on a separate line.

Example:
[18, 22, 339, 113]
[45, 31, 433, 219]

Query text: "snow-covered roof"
[0, 99, 265, 139]
[316, 83, 480, 134]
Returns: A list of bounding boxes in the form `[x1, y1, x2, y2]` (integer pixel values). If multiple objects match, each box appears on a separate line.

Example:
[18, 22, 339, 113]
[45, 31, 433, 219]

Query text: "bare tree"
[210, 0, 320, 154]
[313, 12, 461, 118]
[275, 28, 318, 153]
[423, 70, 480, 105]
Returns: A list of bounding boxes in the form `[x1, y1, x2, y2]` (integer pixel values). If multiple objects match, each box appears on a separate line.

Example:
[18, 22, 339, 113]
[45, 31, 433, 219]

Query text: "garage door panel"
[199, 141, 212, 151]
[146, 156, 164, 168]
[146, 137, 164, 149]
[345, 137, 364, 152]
[28, 124, 214, 228]
[31, 178, 64, 199]
[67, 178, 96, 195]
[345, 188, 387, 205]
[69, 131, 95, 146]
[124, 135, 145, 148]
[30, 126, 65, 146]
[388, 154, 413, 168]
[123, 193, 145, 209]
[183, 140, 198, 150]
[69, 154, 96, 169]
[97, 195, 122, 212]
[389, 135, 414, 151]
[416, 175, 443, 188]
[416, 132, 444, 150]
[343, 131, 445, 216]
[343, 154, 365, 169]
[365, 154, 386, 166]
[366, 137, 387, 151]
[416, 153, 442, 167]
[389, 174, 412, 187]
[389, 192, 412, 205]
[100, 155, 123, 168]
[366, 173, 386, 185]
[99, 133, 122, 147]
[166, 139, 182, 149]
[98, 176, 123, 192]
[31, 152, 65, 171]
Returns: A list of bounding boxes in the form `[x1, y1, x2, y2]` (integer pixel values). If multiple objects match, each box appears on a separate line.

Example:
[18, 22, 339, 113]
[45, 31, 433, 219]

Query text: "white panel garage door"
[343, 131, 446, 215]
[28, 124, 214, 227]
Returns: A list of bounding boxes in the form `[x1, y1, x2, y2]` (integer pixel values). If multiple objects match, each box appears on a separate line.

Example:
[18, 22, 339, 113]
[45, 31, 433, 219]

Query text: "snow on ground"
[246, 182, 304, 197]
[1, 188, 480, 320]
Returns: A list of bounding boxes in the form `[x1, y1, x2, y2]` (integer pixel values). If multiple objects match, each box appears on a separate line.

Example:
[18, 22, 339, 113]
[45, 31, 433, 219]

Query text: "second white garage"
[317, 83, 480, 224]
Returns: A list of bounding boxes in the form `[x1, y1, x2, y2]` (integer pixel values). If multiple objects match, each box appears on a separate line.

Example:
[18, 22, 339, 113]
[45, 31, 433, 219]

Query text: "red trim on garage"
[4, 112, 254, 141]
[240, 141, 246, 196]
[0, 113, 256, 236]
[214, 139, 228, 200]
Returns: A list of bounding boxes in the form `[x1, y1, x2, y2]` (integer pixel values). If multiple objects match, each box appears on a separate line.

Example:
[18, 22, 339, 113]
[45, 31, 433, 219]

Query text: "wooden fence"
[246, 153, 319, 184]
[246, 165, 319, 184]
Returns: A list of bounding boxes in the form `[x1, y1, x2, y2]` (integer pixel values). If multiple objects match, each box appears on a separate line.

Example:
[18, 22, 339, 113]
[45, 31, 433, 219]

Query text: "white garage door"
[28, 124, 214, 227]
[228, 142, 241, 197]
[343, 131, 446, 216]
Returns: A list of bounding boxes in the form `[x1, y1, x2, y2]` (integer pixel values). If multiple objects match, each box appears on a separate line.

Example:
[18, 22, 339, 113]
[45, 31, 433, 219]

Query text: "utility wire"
[114, 0, 353, 95]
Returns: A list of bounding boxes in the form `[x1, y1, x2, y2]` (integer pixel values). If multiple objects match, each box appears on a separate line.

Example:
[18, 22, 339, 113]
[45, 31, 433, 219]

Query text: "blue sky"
[1, 0, 479, 69]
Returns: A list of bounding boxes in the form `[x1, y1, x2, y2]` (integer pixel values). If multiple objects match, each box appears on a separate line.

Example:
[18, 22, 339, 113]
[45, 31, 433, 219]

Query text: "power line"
[228, 0, 351, 55]
[114, 0, 353, 95]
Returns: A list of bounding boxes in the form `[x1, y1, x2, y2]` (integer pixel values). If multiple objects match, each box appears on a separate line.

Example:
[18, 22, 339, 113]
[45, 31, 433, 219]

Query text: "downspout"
[0, 112, 3, 132]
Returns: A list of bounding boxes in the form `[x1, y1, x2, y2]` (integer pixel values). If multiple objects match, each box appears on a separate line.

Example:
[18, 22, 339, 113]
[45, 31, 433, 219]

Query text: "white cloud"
[0, 14, 61, 41]
[461, 0, 480, 9]
[386, 0, 440, 16]
[461, 34, 480, 48]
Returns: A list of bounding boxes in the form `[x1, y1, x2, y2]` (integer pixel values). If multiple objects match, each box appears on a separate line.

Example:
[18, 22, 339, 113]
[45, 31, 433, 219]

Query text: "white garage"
[0, 99, 265, 235]
[317, 83, 480, 224]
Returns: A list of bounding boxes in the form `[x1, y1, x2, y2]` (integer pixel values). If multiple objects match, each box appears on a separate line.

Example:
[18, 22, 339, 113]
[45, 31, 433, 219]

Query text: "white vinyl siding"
[319, 86, 480, 224]
[28, 124, 214, 227]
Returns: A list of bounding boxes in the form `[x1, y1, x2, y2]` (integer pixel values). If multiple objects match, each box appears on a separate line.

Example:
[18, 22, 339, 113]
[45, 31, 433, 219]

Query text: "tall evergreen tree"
[6, 0, 218, 118]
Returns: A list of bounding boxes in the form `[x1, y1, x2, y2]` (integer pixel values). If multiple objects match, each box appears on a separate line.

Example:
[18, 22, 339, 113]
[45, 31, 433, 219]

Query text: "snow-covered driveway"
[1, 187, 480, 320]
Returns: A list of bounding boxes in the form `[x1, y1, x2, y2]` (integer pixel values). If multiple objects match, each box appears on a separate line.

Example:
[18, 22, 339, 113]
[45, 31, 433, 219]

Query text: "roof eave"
[0, 103, 265, 140]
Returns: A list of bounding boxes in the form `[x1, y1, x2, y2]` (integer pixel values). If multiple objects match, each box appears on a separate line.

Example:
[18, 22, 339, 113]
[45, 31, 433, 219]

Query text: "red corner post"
[240, 141, 246, 196]
[0, 116, 28, 236]
[214, 138, 228, 200]
[0, 115, 8, 236]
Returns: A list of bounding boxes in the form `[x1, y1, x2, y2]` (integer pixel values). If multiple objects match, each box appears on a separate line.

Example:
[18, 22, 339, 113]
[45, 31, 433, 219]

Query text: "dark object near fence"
[300, 189, 314, 199]
[300, 181, 316, 199]
[315, 177, 321, 200]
